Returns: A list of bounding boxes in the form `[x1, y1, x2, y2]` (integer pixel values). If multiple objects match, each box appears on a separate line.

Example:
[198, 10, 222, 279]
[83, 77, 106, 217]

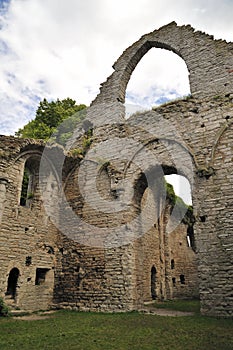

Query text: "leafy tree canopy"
[16, 98, 87, 144]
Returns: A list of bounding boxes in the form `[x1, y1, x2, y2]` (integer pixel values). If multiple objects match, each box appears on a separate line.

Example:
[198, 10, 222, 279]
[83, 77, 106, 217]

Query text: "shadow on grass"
[146, 299, 200, 314]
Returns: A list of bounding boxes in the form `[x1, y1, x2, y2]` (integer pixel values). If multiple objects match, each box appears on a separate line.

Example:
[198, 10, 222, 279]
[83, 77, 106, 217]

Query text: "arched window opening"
[164, 174, 196, 245]
[187, 226, 196, 251]
[171, 259, 175, 270]
[125, 48, 190, 117]
[6, 268, 20, 299]
[20, 157, 40, 206]
[151, 266, 157, 300]
[20, 168, 30, 206]
[172, 277, 176, 286]
[165, 174, 192, 207]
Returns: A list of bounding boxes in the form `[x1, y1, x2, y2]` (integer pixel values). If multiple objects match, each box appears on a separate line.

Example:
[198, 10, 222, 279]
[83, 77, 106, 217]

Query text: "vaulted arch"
[88, 22, 233, 125]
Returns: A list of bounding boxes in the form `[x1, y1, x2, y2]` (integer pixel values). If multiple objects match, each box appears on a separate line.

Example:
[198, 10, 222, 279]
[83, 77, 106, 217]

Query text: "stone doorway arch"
[151, 266, 157, 300]
[6, 268, 20, 300]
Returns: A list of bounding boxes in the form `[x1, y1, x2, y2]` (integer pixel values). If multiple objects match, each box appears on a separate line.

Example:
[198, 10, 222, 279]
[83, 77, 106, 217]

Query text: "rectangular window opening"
[35, 268, 50, 285]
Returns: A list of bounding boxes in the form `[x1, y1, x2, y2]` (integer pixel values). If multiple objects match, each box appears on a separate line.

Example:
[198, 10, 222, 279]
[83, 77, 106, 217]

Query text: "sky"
[0, 0, 232, 203]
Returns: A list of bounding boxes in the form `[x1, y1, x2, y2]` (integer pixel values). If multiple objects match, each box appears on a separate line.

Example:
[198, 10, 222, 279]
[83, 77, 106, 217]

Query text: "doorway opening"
[151, 266, 157, 300]
[6, 268, 19, 300]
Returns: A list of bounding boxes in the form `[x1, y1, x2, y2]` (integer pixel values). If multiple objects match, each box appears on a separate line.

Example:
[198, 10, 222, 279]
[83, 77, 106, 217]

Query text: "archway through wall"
[165, 174, 196, 252]
[165, 174, 192, 206]
[125, 48, 190, 116]
[19, 154, 41, 207]
[151, 266, 157, 300]
[133, 166, 198, 305]
[6, 268, 20, 300]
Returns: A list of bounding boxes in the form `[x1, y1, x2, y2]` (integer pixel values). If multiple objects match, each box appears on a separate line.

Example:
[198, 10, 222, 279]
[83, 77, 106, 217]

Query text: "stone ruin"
[0, 22, 233, 316]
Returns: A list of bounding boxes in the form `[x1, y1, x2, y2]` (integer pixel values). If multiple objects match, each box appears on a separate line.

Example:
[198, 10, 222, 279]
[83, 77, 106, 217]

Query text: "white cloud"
[0, 0, 232, 135]
[166, 174, 192, 205]
[125, 48, 191, 109]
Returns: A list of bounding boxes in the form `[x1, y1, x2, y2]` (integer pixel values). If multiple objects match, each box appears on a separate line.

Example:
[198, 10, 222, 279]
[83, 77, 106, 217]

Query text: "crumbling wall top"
[88, 22, 233, 124]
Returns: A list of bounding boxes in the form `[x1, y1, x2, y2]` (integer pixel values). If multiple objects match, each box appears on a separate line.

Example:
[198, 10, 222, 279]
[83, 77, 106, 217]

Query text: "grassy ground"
[0, 308, 233, 350]
[148, 299, 200, 314]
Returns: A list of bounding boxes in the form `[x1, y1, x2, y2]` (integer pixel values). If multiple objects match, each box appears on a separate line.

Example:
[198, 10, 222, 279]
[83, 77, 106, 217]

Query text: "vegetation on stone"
[0, 297, 9, 317]
[0, 22, 233, 320]
[165, 180, 194, 220]
[15, 98, 86, 145]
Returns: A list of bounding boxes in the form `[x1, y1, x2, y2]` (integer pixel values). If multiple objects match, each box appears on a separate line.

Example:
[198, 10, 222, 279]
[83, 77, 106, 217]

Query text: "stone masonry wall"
[0, 137, 58, 311]
[55, 163, 198, 311]
[77, 22, 233, 316]
[0, 23, 232, 317]
[84, 93, 233, 316]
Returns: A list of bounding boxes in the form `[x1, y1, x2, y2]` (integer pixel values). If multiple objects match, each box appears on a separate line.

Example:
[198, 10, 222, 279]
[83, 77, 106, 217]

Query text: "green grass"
[149, 299, 200, 314]
[0, 310, 232, 350]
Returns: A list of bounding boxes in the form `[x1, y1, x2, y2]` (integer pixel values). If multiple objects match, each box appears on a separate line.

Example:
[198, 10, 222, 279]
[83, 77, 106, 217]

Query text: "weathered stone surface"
[0, 22, 233, 317]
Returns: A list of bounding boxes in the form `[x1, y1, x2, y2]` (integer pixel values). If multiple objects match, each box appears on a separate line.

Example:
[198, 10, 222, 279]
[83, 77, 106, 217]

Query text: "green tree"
[16, 98, 86, 144]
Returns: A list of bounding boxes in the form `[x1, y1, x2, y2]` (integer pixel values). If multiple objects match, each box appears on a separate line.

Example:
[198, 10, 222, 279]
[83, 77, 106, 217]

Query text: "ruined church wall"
[62, 19, 233, 320]
[0, 137, 58, 311]
[54, 162, 137, 311]
[194, 121, 233, 316]
[131, 183, 198, 307]
[132, 96, 233, 316]
[88, 22, 233, 126]
[168, 223, 199, 300]
[0, 22, 233, 317]
[71, 122, 199, 310]
[85, 92, 233, 316]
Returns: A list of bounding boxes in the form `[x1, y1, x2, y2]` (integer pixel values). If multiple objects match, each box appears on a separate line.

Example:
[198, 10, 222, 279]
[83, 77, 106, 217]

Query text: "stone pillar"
[0, 178, 8, 225]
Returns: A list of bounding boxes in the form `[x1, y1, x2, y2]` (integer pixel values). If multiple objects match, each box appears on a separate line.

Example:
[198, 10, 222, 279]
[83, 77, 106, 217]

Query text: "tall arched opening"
[132, 165, 199, 306]
[125, 48, 190, 116]
[151, 266, 157, 300]
[19, 155, 41, 207]
[6, 268, 20, 300]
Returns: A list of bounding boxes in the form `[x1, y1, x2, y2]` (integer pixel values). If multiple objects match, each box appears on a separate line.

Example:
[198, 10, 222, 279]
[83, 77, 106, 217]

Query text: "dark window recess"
[6, 268, 20, 299]
[20, 157, 40, 207]
[35, 268, 50, 285]
[20, 168, 30, 206]
[200, 215, 207, 222]
[172, 277, 176, 286]
[171, 259, 175, 270]
[25, 256, 32, 266]
[187, 226, 196, 251]
[46, 246, 54, 254]
[180, 274, 185, 284]
[151, 266, 157, 300]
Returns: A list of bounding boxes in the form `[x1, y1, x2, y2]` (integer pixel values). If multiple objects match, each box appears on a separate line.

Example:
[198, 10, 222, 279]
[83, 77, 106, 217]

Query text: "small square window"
[25, 256, 32, 266]
[35, 268, 50, 285]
